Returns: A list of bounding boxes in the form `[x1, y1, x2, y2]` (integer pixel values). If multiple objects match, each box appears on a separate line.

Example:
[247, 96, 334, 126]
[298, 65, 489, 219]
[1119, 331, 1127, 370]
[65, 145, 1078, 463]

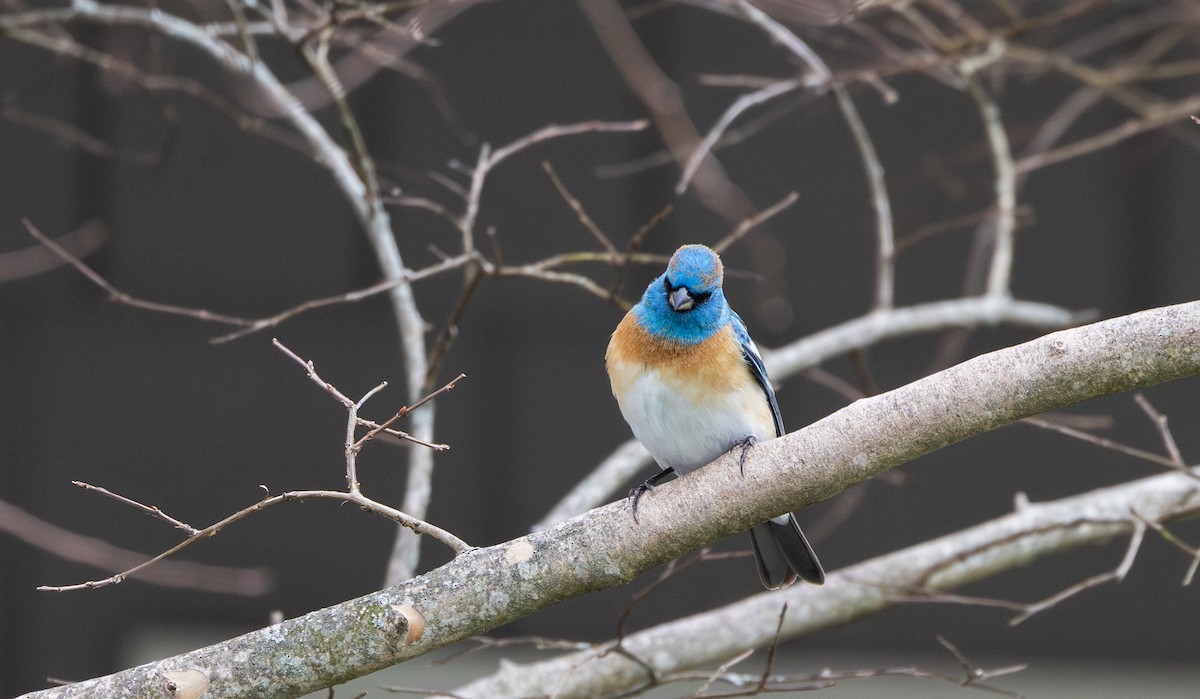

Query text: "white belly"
[613, 365, 776, 475]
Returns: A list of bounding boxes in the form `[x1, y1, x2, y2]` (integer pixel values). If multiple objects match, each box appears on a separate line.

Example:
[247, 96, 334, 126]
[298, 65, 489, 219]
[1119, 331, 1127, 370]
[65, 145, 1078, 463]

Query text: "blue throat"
[634, 274, 730, 345]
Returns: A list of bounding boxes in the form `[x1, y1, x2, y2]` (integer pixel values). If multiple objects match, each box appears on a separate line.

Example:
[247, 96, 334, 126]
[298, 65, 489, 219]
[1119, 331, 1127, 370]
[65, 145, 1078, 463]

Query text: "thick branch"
[456, 465, 1200, 698]
[18, 301, 1200, 698]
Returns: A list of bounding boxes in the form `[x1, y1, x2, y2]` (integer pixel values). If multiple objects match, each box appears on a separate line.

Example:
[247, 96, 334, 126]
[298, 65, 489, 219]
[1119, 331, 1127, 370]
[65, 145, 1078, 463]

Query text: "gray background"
[2, 1, 1199, 696]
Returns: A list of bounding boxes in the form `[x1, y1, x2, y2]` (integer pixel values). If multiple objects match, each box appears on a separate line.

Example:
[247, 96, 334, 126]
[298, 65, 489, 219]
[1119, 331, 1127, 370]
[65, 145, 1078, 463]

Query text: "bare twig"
[1006, 518, 1145, 625]
[0, 498, 272, 596]
[356, 374, 467, 450]
[675, 78, 801, 195]
[1134, 512, 1200, 585]
[0, 220, 106, 282]
[712, 192, 800, 254]
[606, 202, 674, 301]
[888, 517, 1148, 626]
[22, 219, 254, 328]
[211, 254, 474, 344]
[272, 338, 451, 450]
[1015, 92, 1200, 173]
[543, 161, 619, 255]
[690, 648, 755, 697]
[38, 484, 471, 592]
[24, 214, 471, 343]
[487, 120, 650, 169]
[72, 482, 199, 536]
[937, 636, 1029, 693]
[1133, 393, 1188, 468]
[1023, 415, 1200, 480]
[2, 103, 160, 165]
[39, 342, 471, 593]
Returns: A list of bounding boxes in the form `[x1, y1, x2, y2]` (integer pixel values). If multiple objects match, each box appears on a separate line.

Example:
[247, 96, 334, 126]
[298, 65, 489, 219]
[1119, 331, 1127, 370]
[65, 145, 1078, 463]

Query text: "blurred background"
[2, 0, 1200, 696]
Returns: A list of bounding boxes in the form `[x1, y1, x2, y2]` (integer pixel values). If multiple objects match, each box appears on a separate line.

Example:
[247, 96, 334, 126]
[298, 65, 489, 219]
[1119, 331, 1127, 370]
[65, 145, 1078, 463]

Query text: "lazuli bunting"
[606, 244, 825, 589]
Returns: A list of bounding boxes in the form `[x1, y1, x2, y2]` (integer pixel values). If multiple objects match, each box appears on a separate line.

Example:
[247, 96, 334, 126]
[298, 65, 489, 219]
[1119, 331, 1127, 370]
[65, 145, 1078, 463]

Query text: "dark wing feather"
[731, 312, 785, 438]
[731, 312, 826, 587]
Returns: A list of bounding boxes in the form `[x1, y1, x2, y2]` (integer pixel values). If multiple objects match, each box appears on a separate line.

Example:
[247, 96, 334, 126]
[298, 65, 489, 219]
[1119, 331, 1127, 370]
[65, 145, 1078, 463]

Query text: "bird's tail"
[749, 514, 826, 589]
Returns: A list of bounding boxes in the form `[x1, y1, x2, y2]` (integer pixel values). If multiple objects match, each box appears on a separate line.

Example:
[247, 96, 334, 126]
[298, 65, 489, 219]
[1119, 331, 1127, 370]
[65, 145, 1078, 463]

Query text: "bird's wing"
[730, 311, 785, 438]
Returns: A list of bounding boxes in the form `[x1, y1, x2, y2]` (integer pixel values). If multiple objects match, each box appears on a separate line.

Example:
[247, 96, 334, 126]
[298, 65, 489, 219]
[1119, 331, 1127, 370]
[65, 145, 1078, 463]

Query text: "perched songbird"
[606, 244, 825, 589]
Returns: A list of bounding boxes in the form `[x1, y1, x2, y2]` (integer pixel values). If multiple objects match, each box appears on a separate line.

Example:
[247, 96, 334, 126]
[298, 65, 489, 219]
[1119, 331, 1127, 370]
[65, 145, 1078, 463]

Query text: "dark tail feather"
[749, 515, 825, 589]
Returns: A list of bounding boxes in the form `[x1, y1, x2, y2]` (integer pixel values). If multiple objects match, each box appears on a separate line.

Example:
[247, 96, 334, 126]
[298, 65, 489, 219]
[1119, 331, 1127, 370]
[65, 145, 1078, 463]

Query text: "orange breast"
[606, 313, 747, 400]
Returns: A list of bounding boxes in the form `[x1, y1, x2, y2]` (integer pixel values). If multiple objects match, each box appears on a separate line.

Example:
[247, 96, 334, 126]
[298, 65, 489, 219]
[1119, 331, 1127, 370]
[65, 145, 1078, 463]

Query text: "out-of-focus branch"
[1014, 92, 1200, 173]
[832, 83, 896, 310]
[242, 0, 496, 116]
[0, 220, 106, 282]
[960, 56, 1017, 299]
[577, 0, 760, 224]
[3, 26, 305, 153]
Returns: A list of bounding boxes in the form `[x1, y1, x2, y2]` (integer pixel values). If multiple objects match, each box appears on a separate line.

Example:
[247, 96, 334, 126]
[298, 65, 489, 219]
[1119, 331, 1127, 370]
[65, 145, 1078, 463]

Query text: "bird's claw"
[628, 480, 655, 524]
[735, 435, 757, 476]
[628, 467, 676, 523]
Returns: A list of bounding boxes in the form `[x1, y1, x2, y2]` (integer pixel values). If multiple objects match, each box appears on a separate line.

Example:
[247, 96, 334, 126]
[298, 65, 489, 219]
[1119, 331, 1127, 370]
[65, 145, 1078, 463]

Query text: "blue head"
[633, 244, 731, 344]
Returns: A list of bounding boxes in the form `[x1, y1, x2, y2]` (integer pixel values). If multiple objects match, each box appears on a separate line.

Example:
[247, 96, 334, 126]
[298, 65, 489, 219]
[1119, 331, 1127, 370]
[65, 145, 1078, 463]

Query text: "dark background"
[2, 1, 1200, 695]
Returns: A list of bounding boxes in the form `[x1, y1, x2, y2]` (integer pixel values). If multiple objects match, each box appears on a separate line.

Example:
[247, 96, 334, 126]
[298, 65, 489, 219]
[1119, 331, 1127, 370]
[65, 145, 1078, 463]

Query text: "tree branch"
[19, 300, 1200, 698]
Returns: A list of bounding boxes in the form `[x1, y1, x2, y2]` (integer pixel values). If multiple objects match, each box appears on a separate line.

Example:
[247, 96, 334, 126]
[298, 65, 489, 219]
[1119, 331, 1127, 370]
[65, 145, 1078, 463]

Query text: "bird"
[606, 244, 825, 589]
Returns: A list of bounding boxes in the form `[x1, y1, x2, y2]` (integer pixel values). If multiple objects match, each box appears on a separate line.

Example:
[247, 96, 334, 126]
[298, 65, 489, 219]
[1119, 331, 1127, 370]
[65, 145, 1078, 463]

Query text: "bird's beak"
[668, 287, 695, 311]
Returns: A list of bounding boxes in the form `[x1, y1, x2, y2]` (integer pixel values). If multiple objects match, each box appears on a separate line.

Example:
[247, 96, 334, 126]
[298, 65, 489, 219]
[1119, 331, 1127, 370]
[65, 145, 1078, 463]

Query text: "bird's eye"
[663, 277, 673, 293]
[692, 290, 712, 304]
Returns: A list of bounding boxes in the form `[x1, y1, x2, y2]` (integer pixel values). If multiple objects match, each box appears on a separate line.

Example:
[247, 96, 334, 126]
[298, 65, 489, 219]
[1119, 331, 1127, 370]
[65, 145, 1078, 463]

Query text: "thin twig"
[356, 374, 467, 449]
[72, 482, 199, 536]
[272, 339, 452, 450]
[1007, 518, 1145, 625]
[24, 218, 473, 345]
[675, 78, 801, 195]
[2, 103, 160, 165]
[712, 192, 800, 254]
[937, 636, 1029, 691]
[38, 486, 471, 592]
[0, 220, 107, 282]
[1015, 92, 1200, 173]
[1133, 511, 1200, 585]
[0, 497, 272, 596]
[211, 254, 473, 343]
[1133, 393, 1188, 468]
[488, 119, 651, 168]
[886, 518, 1147, 626]
[1022, 416, 1200, 479]
[23, 219, 254, 327]
[543, 161, 619, 255]
[606, 202, 674, 302]
[346, 382, 389, 493]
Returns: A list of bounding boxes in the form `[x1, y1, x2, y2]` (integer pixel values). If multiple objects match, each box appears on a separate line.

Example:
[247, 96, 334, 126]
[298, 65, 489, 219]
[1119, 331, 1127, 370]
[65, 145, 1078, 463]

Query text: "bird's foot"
[627, 467, 675, 523]
[734, 435, 757, 476]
